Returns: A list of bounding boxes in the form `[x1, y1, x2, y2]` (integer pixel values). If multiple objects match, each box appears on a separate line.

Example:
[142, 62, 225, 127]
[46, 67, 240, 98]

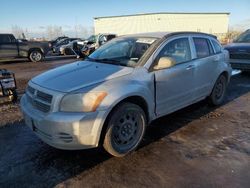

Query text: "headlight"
[60, 92, 107, 112]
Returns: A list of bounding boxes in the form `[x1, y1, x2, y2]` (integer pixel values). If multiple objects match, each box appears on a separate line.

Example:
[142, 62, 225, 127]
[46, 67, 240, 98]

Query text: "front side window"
[193, 38, 213, 58]
[88, 37, 158, 67]
[158, 38, 192, 64]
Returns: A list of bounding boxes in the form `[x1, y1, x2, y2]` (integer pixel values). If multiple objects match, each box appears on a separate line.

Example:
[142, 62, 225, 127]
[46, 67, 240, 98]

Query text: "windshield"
[234, 30, 250, 43]
[88, 37, 158, 67]
[87, 35, 97, 43]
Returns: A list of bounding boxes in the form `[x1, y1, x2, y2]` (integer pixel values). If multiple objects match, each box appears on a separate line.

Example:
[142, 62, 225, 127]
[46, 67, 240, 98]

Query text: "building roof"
[94, 12, 230, 19]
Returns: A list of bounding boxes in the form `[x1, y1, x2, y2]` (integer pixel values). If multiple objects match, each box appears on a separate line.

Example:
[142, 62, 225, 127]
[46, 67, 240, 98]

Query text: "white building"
[94, 12, 230, 39]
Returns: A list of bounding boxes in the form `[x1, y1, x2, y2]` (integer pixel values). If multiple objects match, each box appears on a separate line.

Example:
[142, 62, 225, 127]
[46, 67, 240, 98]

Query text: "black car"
[0, 34, 50, 62]
[224, 29, 250, 71]
[49, 36, 68, 49]
[52, 38, 80, 54]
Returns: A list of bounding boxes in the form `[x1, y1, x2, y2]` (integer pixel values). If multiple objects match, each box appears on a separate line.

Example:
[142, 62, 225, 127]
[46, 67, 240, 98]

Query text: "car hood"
[31, 61, 133, 92]
[224, 43, 250, 53]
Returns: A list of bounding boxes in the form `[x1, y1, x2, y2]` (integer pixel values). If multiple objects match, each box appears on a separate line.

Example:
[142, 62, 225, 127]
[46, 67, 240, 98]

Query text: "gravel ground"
[0, 59, 249, 188]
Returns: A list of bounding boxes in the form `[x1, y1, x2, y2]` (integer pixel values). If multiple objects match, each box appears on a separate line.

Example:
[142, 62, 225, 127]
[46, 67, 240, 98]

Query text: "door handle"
[186, 64, 195, 70]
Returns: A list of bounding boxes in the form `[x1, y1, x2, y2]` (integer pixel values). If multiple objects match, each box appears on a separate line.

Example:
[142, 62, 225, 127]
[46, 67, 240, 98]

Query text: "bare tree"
[11, 25, 24, 39]
[46, 25, 63, 40]
[227, 28, 244, 42]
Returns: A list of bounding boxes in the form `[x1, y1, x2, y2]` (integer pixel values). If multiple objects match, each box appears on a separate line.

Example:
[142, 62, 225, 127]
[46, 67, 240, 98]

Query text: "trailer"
[0, 69, 17, 103]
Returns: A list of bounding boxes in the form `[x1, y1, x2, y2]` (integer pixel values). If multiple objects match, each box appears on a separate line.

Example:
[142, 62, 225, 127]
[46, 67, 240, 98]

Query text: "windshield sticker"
[136, 38, 156, 44]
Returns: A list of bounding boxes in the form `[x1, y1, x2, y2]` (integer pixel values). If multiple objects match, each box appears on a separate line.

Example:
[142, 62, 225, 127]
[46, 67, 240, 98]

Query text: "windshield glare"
[88, 37, 158, 67]
[235, 31, 250, 43]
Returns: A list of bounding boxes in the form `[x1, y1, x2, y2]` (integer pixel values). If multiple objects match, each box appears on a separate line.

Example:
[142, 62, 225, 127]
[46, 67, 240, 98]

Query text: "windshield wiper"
[86, 57, 125, 66]
[98, 58, 120, 63]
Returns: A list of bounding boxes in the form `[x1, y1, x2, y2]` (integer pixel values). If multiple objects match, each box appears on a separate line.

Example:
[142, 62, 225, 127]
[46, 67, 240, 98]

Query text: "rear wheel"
[103, 103, 146, 157]
[209, 74, 227, 106]
[29, 50, 43, 62]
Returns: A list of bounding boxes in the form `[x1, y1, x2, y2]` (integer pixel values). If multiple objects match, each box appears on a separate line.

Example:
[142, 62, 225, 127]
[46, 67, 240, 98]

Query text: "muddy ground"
[0, 58, 250, 188]
[0, 57, 76, 126]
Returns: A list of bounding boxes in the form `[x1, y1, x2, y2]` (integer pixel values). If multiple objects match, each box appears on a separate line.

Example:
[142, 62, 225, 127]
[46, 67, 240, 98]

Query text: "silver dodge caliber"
[21, 32, 232, 157]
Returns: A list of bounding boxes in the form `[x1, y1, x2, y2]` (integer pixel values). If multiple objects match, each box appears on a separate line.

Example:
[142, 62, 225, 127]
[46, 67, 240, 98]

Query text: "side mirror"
[154, 57, 176, 70]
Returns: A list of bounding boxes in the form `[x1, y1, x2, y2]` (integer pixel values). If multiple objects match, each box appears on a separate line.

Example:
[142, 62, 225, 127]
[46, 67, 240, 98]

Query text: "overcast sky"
[0, 0, 249, 37]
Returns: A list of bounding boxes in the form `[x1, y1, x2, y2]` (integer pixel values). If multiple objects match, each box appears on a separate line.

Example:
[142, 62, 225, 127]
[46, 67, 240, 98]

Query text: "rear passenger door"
[154, 37, 196, 116]
[0, 34, 18, 58]
[191, 37, 216, 99]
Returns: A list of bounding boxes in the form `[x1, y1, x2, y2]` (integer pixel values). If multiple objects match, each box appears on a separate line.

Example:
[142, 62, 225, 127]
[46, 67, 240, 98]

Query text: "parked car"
[52, 38, 80, 54]
[59, 39, 84, 55]
[49, 36, 68, 49]
[21, 32, 231, 157]
[0, 34, 50, 62]
[62, 34, 116, 57]
[224, 29, 250, 71]
[80, 33, 116, 56]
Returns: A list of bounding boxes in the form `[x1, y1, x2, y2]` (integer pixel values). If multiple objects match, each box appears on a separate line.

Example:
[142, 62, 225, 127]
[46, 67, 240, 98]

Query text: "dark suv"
[0, 34, 50, 62]
[224, 29, 250, 71]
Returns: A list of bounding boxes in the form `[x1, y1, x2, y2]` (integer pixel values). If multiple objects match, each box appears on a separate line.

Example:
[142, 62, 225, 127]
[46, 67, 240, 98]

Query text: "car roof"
[119, 31, 216, 39]
[120, 32, 170, 38]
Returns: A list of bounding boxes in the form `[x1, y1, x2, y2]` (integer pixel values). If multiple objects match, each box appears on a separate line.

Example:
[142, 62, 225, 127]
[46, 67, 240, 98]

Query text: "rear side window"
[211, 40, 222, 54]
[158, 38, 192, 64]
[193, 38, 214, 58]
[0, 35, 11, 43]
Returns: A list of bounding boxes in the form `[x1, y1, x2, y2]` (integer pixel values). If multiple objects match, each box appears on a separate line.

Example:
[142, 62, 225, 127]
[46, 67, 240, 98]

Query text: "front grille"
[231, 63, 250, 70]
[33, 100, 51, 113]
[230, 53, 250, 60]
[37, 90, 53, 103]
[26, 85, 53, 113]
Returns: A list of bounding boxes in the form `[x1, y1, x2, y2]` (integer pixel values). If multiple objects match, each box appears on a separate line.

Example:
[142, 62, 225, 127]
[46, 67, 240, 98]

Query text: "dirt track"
[0, 58, 249, 188]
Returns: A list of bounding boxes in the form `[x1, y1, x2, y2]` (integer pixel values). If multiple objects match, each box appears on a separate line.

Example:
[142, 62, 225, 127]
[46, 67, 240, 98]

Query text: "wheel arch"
[221, 71, 230, 84]
[98, 95, 149, 146]
[28, 48, 44, 56]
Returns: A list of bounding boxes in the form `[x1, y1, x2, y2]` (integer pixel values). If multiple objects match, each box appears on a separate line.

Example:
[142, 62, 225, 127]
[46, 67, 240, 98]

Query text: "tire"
[29, 50, 43, 62]
[103, 102, 146, 157]
[209, 74, 227, 106]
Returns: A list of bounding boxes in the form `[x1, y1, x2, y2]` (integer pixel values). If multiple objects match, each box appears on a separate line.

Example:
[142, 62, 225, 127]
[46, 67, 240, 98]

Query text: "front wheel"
[103, 103, 146, 157]
[29, 50, 43, 62]
[209, 74, 227, 106]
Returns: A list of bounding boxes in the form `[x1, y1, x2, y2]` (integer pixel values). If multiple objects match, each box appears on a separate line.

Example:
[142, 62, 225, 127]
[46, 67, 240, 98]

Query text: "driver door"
[154, 37, 196, 117]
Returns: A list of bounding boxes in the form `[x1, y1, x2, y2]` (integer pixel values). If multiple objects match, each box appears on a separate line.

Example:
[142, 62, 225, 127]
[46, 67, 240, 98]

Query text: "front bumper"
[20, 94, 106, 150]
[229, 59, 250, 70]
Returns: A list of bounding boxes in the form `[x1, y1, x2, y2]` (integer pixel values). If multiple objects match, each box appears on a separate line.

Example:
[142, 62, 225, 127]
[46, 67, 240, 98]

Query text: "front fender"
[99, 80, 155, 121]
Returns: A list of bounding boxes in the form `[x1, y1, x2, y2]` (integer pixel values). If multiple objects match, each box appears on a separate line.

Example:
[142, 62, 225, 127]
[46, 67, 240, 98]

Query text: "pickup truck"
[224, 29, 250, 71]
[0, 34, 50, 62]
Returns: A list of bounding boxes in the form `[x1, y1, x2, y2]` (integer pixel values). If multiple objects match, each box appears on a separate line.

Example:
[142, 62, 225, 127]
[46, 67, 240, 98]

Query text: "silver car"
[21, 32, 232, 157]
